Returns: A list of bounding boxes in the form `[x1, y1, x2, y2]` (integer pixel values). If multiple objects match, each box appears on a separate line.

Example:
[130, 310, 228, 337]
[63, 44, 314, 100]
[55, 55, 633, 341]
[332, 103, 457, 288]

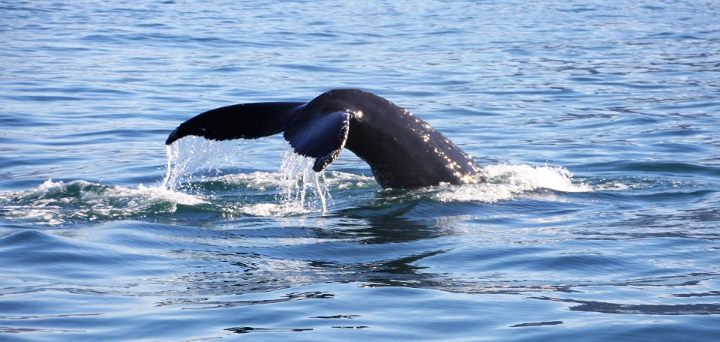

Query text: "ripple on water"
[0, 229, 173, 281]
[1, 0, 720, 340]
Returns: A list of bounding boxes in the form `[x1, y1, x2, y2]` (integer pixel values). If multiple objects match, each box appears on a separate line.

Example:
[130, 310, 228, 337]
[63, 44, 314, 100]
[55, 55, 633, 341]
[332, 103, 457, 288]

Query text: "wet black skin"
[304, 89, 484, 188]
[166, 89, 485, 189]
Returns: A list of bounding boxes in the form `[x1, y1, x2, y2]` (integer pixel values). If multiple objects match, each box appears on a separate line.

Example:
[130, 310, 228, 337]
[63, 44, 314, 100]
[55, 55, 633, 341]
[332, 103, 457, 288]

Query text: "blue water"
[2, 0, 720, 340]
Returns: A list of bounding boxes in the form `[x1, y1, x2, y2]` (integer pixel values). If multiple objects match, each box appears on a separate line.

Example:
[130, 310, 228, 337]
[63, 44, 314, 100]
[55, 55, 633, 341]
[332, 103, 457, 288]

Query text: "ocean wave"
[211, 170, 376, 191]
[425, 164, 591, 203]
[0, 163, 592, 225]
[0, 179, 205, 226]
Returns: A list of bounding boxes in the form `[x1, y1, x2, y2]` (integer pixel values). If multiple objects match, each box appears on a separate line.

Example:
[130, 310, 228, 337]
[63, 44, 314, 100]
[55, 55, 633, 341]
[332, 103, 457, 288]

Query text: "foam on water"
[0, 140, 364, 224]
[0, 179, 205, 226]
[213, 152, 334, 218]
[0, 158, 590, 225]
[0, 137, 590, 225]
[215, 170, 375, 191]
[430, 164, 591, 203]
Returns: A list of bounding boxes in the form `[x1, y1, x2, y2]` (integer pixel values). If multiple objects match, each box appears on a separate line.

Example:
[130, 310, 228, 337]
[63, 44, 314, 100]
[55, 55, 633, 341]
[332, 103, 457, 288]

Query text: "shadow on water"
[2, 171, 719, 320]
[147, 185, 720, 318]
[329, 196, 454, 244]
[156, 196, 455, 304]
[533, 293, 720, 315]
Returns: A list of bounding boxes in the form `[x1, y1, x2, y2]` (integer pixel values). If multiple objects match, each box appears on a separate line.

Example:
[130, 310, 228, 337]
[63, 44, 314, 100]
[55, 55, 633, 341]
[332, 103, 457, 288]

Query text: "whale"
[165, 89, 485, 189]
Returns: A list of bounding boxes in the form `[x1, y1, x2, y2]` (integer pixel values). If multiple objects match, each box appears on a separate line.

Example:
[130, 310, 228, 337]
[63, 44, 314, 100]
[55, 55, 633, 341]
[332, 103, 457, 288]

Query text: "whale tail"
[165, 102, 304, 145]
[165, 102, 351, 172]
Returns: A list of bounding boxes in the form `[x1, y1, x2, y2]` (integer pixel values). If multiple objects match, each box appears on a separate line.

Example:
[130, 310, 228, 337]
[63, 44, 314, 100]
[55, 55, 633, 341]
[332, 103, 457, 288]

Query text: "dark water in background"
[2, 0, 720, 340]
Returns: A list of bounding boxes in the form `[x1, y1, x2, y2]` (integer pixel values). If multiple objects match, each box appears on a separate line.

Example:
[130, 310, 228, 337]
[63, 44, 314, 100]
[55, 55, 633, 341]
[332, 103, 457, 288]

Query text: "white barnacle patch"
[354, 110, 364, 120]
[421, 133, 430, 143]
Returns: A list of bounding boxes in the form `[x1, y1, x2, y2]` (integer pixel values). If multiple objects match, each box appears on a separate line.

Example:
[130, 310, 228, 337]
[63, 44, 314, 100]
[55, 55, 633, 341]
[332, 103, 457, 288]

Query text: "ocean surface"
[1, 0, 720, 340]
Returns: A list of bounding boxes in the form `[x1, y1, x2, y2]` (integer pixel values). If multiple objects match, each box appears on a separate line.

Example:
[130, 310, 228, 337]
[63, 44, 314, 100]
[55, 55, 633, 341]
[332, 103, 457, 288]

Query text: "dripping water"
[277, 150, 331, 213]
[162, 138, 331, 215]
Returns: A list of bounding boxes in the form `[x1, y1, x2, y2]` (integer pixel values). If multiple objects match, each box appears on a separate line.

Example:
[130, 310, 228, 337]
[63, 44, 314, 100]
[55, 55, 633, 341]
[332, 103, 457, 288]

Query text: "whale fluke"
[165, 102, 304, 145]
[283, 110, 350, 172]
[165, 89, 485, 189]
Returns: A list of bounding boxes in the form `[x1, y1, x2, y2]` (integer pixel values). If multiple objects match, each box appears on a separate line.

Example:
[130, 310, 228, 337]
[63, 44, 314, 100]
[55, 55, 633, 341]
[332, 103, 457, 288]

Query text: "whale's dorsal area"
[166, 89, 485, 189]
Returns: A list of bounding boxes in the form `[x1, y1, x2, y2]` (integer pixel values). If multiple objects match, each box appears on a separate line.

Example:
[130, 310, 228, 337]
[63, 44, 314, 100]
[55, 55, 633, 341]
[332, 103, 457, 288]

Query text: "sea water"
[1, 1, 719, 340]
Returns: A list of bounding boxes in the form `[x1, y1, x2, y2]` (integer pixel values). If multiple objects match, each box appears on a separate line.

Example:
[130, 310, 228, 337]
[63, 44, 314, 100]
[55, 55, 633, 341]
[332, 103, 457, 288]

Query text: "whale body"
[166, 89, 485, 189]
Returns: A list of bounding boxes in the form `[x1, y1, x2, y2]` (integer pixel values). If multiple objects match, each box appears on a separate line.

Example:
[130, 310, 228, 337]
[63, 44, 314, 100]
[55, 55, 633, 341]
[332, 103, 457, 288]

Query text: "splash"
[209, 169, 371, 218]
[0, 179, 205, 226]
[1, 144, 591, 225]
[205, 151, 334, 217]
[214, 170, 374, 191]
[484, 164, 590, 193]
[429, 164, 591, 203]
[162, 136, 240, 190]
[161, 137, 332, 215]
[277, 151, 331, 213]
